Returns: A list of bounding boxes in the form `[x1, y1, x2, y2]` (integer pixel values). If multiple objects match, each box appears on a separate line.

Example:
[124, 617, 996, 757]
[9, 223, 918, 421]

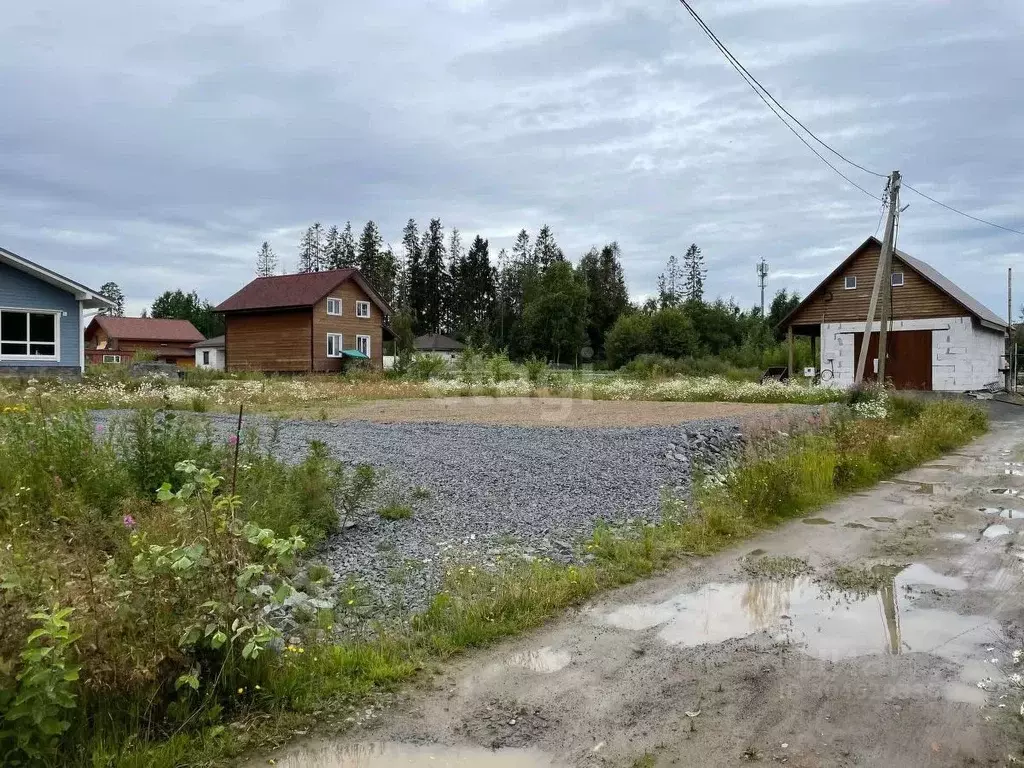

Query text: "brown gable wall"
[225, 310, 312, 372]
[311, 280, 384, 371]
[789, 242, 964, 327]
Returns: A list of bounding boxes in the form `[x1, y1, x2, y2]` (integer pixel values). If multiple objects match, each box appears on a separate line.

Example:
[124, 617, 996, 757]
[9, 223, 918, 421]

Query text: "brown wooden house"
[781, 236, 1007, 391]
[84, 316, 205, 366]
[215, 269, 391, 372]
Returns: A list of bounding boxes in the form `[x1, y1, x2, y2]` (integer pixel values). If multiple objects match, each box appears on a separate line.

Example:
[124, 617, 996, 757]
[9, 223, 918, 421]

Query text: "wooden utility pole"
[856, 170, 902, 385]
[1008, 267, 1013, 392]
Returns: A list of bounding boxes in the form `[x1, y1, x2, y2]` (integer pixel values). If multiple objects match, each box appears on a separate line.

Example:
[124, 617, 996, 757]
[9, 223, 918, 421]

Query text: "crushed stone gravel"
[93, 411, 767, 612]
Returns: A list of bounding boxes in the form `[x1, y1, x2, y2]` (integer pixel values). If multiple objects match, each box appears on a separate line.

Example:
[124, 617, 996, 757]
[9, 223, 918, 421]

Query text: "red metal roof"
[215, 269, 392, 314]
[89, 316, 205, 342]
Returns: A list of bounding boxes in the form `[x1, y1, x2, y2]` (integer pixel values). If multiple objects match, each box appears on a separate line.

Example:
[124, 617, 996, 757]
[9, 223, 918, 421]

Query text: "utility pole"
[1007, 267, 1013, 392]
[756, 258, 769, 316]
[856, 170, 902, 385]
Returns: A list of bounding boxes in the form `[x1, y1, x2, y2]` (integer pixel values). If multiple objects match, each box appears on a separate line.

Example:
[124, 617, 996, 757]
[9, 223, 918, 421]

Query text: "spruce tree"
[402, 219, 424, 331]
[657, 254, 682, 308]
[420, 218, 448, 334]
[255, 241, 278, 278]
[532, 224, 564, 269]
[297, 222, 326, 272]
[337, 221, 357, 268]
[325, 225, 341, 269]
[99, 282, 126, 316]
[579, 242, 629, 360]
[357, 220, 384, 286]
[682, 243, 706, 304]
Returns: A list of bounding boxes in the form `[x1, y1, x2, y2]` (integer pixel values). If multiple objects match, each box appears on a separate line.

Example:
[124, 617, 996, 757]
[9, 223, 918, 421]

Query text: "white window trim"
[201, 350, 211, 365]
[327, 333, 343, 358]
[355, 301, 371, 319]
[0, 307, 61, 362]
[844, 276, 857, 290]
[891, 272, 904, 287]
[355, 334, 371, 357]
[327, 297, 343, 316]
[102, 354, 121, 364]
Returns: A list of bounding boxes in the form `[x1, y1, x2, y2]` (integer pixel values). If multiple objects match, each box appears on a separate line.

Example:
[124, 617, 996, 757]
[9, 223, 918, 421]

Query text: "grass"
[0, 396, 988, 766]
[0, 366, 848, 415]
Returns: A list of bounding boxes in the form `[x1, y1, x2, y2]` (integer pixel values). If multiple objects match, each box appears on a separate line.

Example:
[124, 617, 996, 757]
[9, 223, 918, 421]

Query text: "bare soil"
[326, 397, 793, 428]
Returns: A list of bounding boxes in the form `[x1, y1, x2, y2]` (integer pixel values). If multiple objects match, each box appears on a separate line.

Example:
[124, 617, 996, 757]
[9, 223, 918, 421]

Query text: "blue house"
[1, 247, 114, 375]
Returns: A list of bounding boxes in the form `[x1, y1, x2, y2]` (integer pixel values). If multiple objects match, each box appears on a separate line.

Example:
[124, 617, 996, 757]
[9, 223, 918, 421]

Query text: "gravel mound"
[93, 411, 748, 611]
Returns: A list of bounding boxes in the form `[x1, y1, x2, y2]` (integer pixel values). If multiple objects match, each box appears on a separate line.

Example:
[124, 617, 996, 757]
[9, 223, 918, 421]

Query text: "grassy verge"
[0, 397, 987, 766]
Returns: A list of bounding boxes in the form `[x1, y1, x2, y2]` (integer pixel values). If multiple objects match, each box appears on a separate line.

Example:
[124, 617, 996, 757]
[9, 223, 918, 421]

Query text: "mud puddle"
[979, 507, 1024, 519]
[259, 741, 560, 767]
[598, 564, 1000, 666]
[982, 524, 1013, 539]
[504, 647, 571, 674]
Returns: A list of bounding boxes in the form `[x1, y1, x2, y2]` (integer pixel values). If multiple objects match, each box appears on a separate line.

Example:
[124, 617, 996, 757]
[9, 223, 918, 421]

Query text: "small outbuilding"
[193, 335, 225, 370]
[413, 333, 465, 362]
[781, 236, 1007, 391]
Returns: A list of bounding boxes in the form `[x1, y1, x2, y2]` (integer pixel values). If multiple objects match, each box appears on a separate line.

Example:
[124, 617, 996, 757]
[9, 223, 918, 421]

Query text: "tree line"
[97, 219, 802, 369]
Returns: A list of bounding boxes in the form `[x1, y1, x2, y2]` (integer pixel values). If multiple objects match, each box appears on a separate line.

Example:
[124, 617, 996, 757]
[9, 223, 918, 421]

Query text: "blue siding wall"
[0, 261, 81, 368]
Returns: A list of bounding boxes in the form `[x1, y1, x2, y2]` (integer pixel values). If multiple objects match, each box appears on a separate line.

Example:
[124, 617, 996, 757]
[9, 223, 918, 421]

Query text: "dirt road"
[264, 405, 1024, 768]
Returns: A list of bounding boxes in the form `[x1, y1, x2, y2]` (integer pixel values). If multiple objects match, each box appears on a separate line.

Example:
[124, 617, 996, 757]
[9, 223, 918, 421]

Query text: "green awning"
[342, 349, 369, 359]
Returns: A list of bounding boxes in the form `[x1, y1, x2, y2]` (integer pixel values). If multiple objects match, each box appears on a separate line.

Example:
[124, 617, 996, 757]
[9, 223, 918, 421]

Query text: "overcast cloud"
[1, 0, 1022, 316]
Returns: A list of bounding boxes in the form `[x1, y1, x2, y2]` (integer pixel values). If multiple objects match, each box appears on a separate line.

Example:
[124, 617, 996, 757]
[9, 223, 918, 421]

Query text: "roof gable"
[215, 269, 392, 315]
[414, 333, 465, 352]
[88, 316, 205, 343]
[0, 247, 114, 309]
[782, 236, 1007, 332]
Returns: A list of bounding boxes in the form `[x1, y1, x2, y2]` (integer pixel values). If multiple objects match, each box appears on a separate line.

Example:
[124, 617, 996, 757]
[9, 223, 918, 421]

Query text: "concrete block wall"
[819, 316, 1004, 392]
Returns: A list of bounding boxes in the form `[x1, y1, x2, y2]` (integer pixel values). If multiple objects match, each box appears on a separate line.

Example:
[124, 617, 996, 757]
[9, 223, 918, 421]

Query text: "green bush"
[523, 356, 547, 384]
[605, 314, 653, 368]
[111, 408, 225, 496]
[238, 436, 378, 545]
[409, 353, 447, 381]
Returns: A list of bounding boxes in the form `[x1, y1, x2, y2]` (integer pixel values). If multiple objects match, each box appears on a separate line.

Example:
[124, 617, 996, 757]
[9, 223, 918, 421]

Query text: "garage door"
[853, 330, 932, 390]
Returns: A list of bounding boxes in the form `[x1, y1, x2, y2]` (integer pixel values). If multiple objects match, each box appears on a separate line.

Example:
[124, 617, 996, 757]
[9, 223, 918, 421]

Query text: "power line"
[676, 0, 887, 186]
[903, 182, 1024, 238]
[676, 0, 1024, 239]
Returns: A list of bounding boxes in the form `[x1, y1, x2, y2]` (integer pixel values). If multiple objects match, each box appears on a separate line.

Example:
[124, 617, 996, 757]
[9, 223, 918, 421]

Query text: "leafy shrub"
[0, 606, 80, 766]
[523, 356, 547, 384]
[487, 351, 517, 383]
[605, 314, 653, 369]
[238, 437, 378, 545]
[409, 354, 447, 381]
[111, 408, 225, 496]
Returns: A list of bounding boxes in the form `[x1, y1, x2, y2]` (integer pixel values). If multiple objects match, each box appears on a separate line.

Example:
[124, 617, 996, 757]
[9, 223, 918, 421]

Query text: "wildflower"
[122, 514, 137, 528]
[237, 687, 245, 695]
[228, 434, 239, 446]
[96, 423, 104, 433]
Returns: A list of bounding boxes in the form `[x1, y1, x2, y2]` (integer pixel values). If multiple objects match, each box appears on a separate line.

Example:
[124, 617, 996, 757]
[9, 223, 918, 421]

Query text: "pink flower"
[122, 514, 136, 528]
[96, 424, 104, 433]
[228, 435, 239, 446]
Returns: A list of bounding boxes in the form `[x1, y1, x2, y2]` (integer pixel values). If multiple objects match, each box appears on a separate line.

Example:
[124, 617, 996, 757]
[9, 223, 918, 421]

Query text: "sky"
[2, 0, 1023, 318]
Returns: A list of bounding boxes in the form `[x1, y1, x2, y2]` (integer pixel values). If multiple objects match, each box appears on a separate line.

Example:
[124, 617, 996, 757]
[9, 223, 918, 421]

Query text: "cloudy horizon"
[2, 0, 1022, 318]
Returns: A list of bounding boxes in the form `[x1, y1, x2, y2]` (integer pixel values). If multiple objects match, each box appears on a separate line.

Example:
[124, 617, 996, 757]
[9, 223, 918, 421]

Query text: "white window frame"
[844, 276, 857, 290]
[355, 301, 371, 319]
[201, 350, 211, 366]
[102, 354, 121, 364]
[326, 298, 343, 316]
[890, 272, 904, 287]
[355, 334, 371, 357]
[0, 308, 61, 361]
[327, 333, 343, 358]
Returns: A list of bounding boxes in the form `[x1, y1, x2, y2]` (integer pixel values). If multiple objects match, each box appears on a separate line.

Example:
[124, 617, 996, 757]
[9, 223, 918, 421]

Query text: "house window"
[844, 276, 857, 290]
[202, 350, 211, 365]
[102, 354, 121, 364]
[327, 333, 343, 358]
[891, 272, 904, 287]
[0, 310, 58, 359]
[356, 301, 371, 319]
[356, 334, 371, 356]
[327, 298, 342, 316]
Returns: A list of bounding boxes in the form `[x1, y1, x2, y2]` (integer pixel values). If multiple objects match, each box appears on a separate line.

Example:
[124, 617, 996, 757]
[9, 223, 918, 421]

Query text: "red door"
[853, 330, 932, 390]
